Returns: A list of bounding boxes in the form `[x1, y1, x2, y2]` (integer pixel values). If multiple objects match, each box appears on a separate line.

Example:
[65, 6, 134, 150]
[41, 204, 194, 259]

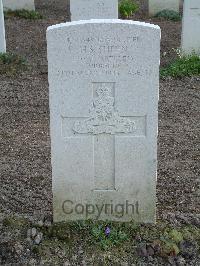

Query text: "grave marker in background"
[0, 0, 6, 52]
[47, 19, 160, 223]
[149, 0, 179, 16]
[181, 0, 200, 55]
[3, 0, 35, 11]
[70, 0, 118, 21]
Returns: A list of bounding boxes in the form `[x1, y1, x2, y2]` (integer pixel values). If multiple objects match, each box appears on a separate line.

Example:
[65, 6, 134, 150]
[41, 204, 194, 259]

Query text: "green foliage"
[4, 9, 43, 20]
[42, 220, 129, 250]
[159, 229, 184, 256]
[31, 218, 200, 259]
[160, 54, 200, 78]
[0, 52, 27, 75]
[119, 0, 139, 18]
[161, 240, 180, 256]
[91, 224, 128, 250]
[169, 229, 183, 243]
[155, 9, 181, 21]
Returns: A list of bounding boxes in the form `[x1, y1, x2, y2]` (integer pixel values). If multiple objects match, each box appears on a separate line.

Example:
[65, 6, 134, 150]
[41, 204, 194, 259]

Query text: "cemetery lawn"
[0, 0, 199, 265]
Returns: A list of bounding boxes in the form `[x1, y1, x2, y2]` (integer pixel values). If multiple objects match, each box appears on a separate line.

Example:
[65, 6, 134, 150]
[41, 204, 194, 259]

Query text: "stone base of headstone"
[3, 0, 35, 11]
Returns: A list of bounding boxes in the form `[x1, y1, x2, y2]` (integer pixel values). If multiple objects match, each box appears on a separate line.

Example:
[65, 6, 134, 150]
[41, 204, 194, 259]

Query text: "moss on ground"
[0, 52, 27, 75]
[3, 216, 30, 229]
[1, 216, 200, 264]
[154, 9, 181, 21]
[4, 9, 43, 20]
[160, 54, 200, 78]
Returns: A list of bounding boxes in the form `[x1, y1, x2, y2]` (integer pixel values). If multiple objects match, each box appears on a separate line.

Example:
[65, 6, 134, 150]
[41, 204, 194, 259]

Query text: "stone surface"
[34, 232, 43, 245]
[181, 0, 200, 55]
[70, 0, 118, 21]
[47, 19, 160, 223]
[149, 0, 179, 16]
[3, 0, 35, 11]
[0, 0, 6, 52]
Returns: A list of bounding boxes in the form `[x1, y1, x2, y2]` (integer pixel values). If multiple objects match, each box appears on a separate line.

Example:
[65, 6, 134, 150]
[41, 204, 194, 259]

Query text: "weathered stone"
[31, 227, 37, 238]
[0, 0, 6, 52]
[181, 0, 200, 55]
[70, 0, 118, 21]
[47, 19, 160, 223]
[34, 232, 43, 245]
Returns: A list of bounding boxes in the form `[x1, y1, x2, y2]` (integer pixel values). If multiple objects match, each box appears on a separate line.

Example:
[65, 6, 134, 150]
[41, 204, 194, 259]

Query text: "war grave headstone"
[149, 0, 179, 16]
[0, 0, 6, 52]
[70, 0, 118, 21]
[47, 19, 160, 223]
[3, 0, 35, 11]
[181, 0, 200, 55]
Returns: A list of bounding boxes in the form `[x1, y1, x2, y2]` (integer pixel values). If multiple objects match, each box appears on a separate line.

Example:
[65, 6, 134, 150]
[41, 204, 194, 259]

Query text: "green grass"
[119, 0, 139, 18]
[155, 9, 181, 21]
[160, 54, 200, 78]
[90, 223, 128, 250]
[0, 52, 27, 75]
[2, 216, 200, 264]
[4, 9, 43, 20]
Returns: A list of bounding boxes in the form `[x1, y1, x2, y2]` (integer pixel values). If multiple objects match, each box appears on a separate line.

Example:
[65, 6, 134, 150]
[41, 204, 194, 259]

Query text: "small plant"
[4, 9, 43, 20]
[155, 9, 181, 21]
[91, 224, 128, 250]
[0, 52, 27, 75]
[119, 0, 139, 19]
[160, 54, 200, 78]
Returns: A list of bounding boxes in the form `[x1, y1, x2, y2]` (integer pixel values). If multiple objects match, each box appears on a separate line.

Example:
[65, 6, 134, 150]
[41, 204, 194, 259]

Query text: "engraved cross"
[62, 82, 146, 191]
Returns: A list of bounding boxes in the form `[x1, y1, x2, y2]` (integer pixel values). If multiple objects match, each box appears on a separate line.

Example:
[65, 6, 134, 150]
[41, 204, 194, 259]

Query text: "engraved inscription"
[190, 7, 200, 18]
[73, 84, 135, 135]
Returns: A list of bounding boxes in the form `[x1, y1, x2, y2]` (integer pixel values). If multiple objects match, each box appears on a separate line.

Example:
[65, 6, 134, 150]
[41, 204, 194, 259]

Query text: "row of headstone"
[71, 0, 181, 19]
[181, 0, 200, 55]
[0, 0, 184, 16]
[2, 0, 35, 11]
[47, 0, 160, 223]
[70, 0, 118, 21]
[0, 0, 6, 52]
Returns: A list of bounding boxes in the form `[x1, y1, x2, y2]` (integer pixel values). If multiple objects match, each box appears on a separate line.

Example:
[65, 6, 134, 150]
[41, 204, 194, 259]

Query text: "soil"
[0, 0, 199, 265]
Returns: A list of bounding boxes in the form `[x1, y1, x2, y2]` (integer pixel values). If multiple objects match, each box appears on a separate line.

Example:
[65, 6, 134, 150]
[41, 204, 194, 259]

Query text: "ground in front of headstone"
[0, 0, 199, 265]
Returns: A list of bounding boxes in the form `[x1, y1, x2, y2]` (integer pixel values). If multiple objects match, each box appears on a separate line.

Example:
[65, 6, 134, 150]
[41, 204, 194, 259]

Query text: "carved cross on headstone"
[62, 82, 146, 191]
[47, 19, 160, 222]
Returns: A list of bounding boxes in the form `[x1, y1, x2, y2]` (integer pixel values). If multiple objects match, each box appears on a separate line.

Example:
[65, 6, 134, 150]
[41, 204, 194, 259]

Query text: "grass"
[2, 216, 200, 264]
[160, 54, 200, 78]
[119, 0, 139, 19]
[0, 52, 27, 75]
[4, 9, 43, 20]
[155, 9, 181, 21]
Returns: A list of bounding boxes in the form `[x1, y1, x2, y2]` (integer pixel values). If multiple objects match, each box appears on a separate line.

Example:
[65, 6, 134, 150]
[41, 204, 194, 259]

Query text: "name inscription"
[53, 35, 152, 79]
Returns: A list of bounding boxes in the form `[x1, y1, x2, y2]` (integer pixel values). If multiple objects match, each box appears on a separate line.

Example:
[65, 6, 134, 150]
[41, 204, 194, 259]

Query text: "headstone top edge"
[47, 19, 161, 33]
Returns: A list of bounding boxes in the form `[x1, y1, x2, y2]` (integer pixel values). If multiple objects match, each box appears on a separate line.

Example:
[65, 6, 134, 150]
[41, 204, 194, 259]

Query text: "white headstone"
[181, 0, 200, 55]
[47, 19, 160, 223]
[149, 0, 179, 16]
[3, 0, 35, 11]
[70, 0, 118, 21]
[0, 0, 6, 53]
